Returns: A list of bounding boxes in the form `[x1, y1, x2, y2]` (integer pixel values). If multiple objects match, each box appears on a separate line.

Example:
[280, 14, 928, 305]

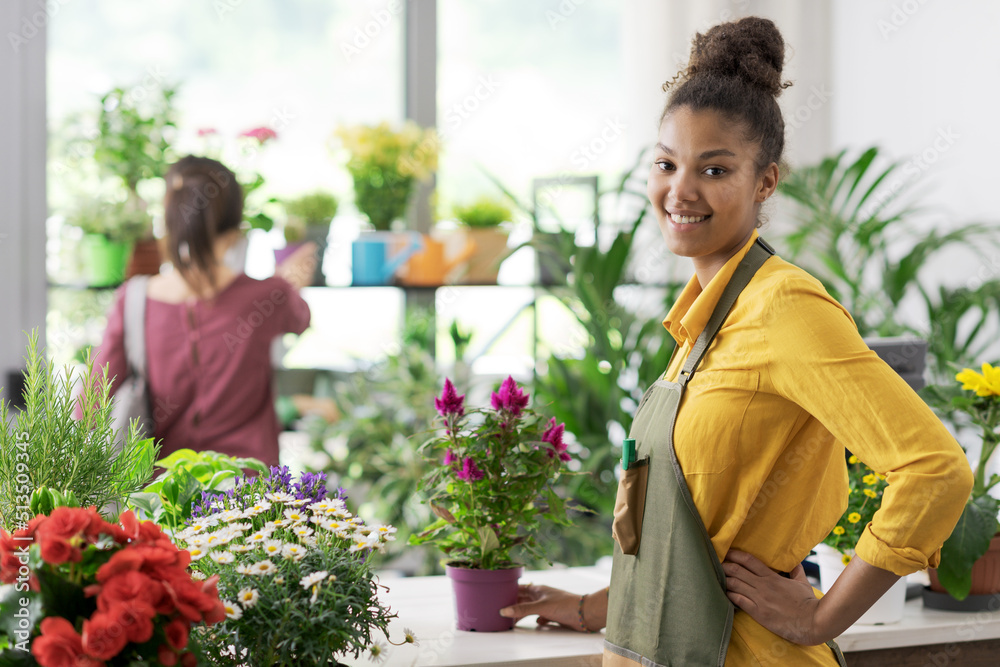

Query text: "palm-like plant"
[778, 146, 1000, 381]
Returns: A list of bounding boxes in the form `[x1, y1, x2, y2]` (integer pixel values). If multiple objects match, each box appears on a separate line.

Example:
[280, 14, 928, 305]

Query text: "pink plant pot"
[446, 564, 523, 632]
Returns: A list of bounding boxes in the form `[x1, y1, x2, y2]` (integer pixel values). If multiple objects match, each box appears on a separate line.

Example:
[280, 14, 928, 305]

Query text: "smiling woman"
[498, 15, 973, 667]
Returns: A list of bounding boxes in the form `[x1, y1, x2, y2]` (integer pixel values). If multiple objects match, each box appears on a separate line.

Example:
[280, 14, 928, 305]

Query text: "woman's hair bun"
[668, 16, 790, 97]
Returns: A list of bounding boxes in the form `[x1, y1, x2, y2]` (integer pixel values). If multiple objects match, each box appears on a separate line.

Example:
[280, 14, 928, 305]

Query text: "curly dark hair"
[661, 16, 793, 176]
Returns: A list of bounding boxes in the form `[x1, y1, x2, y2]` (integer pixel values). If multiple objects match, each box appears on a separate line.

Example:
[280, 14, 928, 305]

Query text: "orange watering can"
[400, 234, 477, 286]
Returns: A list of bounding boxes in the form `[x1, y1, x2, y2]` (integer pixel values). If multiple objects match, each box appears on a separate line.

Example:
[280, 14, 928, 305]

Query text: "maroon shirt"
[93, 274, 310, 466]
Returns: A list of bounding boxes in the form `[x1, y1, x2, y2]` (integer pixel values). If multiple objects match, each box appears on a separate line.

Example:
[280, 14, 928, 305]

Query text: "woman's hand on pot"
[500, 584, 605, 632]
[723, 550, 825, 645]
[275, 241, 318, 290]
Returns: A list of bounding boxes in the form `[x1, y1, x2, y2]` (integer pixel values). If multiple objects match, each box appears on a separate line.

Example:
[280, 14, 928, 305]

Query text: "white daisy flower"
[191, 571, 207, 581]
[375, 525, 397, 537]
[300, 571, 328, 589]
[327, 574, 338, 582]
[229, 522, 252, 532]
[348, 539, 371, 553]
[356, 525, 374, 537]
[238, 587, 260, 608]
[219, 509, 244, 523]
[188, 547, 210, 561]
[301, 536, 318, 548]
[328, 508, 349, 519]
[310, 587, 319, 605]
[230, 543, 253, 553]
[325, 520, 347, 532]
[235, 564, 252, 575]
[185, 534, 210, 547]
[307, 500, 331, 512]
[203, 533, 230, 548]
[289, 498, 309, 507]
[249, 559, 278, 575]
[274, 576, 285, 585]
[292, 526, 313, 539]
[222, 600, 243, 620]
[247, 532, 268, 544]
[210, 550, 236, 564]
[261, 540, 284, 557]
[335, 530, 351, 541]
[243, 501, 272, 517]
[283, 509, 307, 523]
[282, 543, 307, 560]
[270, 519, 290, 529]
[265, 492, 295, 503]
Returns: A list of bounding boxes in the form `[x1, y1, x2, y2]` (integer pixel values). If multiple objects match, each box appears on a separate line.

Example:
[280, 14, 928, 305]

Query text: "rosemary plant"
[0, 331, 158, 530]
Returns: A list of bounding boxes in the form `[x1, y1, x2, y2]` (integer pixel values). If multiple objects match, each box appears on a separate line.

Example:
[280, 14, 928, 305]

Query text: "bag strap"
[677, 237, 775, 387]
[122, 276, 149, 380]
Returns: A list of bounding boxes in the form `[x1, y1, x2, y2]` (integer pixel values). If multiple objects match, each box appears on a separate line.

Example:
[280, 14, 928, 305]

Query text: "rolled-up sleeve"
[761, 278, 973, 576]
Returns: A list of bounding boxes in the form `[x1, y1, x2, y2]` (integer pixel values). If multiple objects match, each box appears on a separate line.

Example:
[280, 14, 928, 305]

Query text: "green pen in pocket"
[622, 438, 636, 471]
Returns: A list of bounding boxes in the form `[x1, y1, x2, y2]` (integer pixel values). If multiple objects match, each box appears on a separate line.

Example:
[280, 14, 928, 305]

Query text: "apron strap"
[678, 237, 775, 387]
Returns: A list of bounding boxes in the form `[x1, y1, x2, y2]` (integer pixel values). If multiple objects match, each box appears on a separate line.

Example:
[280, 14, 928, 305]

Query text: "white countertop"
[373, 566, 1000, 667]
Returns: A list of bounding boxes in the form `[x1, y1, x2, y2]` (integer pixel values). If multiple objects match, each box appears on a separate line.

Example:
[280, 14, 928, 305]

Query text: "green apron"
[604, 238, 847, 667]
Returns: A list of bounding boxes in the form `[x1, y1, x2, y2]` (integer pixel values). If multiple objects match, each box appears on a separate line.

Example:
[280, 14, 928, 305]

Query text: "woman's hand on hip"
[723, 550, 825, 645]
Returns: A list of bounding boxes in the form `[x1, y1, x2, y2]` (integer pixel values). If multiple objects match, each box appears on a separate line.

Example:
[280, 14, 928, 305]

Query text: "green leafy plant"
[335, 122, 438, 231]
[485, 149, 684, 565]
[282, 191, 339, 243]
[410, 377, 577, 570]
[65, 197, 151, 245]
[453, 196, 511, 228]
[921, 363, 1000, 600]
[777, 146, 1000, 382]
[128, 449, 268, 535]
[0, 331, 158, 531]
[94, 83, 178, 199]
[311, 339, 440, 572]
[822, 455, 888, 563]
[176, 466, 402, 665]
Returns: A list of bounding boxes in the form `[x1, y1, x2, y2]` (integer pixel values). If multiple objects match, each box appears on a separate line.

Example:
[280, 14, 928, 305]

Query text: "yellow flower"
[956, 363, 1000, 396]
[848, 455, 858, 465]
[847, 512, 862, 524]
[863, 474, 878, 486]
[841, 553, 853, 566]
[832, 526, 845, 535]
[863, 489, 878, 499]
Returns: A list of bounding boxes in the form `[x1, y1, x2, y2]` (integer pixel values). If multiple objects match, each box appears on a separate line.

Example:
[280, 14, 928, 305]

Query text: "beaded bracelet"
[577, 594, 591, 633]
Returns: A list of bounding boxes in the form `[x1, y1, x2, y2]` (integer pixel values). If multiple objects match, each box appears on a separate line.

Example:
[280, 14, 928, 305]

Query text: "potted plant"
[334, 121, 437, 232]
[813, 455, 908, 623]
[0, 331, 158, 530]
[172, 465, 409, 665]
[920, 364, 1000, 609]
[410, 377, 576, 632]
[279, 191, 339, 286]
[452, 196, 512, 284]
[91, 82, 179, 279]
[0, 506, 225, 666]
[68, 199, 153, 287]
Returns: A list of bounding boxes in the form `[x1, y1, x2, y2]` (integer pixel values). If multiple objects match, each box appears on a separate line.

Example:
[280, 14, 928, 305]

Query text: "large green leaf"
[936, 495, 1000, 600]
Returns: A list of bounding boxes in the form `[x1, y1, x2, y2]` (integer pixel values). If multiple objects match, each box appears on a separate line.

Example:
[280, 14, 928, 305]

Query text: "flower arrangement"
[174, 465, 404, 665]
[921, 363, 1000, 599]
[410, 377, 576, 570]
[0, 506, 223, 666]
[333, 121, 438, 231]
[822, 454, 888, 565]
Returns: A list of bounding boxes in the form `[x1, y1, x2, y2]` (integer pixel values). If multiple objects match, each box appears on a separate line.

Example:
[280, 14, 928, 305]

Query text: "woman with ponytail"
[90, 156, 313, 467]
[500, 17, 972, 666]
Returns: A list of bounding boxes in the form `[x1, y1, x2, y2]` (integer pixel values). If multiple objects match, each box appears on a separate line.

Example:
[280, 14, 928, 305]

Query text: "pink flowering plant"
[410, 377, 577, 570]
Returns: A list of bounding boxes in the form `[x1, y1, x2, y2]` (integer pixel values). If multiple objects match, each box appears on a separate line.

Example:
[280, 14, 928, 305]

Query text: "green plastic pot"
[81, 234, 131, 287]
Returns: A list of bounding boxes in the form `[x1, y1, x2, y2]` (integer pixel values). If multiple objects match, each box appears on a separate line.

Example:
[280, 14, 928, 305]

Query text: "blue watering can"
[351, 232, 423, 286]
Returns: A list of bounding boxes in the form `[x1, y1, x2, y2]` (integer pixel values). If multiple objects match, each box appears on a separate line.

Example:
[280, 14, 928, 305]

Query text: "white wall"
[832, 0, 1000, 226]
[0, 0, 47, 404]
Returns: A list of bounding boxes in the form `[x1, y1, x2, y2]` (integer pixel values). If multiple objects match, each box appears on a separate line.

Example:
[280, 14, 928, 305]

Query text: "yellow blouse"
[661, 231, 973, 666]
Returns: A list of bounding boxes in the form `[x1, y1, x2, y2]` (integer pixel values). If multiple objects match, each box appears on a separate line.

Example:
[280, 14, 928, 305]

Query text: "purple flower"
[455, 457, 484, 482]
[541, 417, 571, 463]
[266, 465, 293, 494]
[435, 378, 466, 417]
[293, 471, 328, 504]
[444, 449, 458, 466]
[491, 376, 529, 416]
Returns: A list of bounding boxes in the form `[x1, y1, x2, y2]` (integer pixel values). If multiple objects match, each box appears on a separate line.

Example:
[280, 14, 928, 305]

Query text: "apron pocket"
[612, 456, 649, 556]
